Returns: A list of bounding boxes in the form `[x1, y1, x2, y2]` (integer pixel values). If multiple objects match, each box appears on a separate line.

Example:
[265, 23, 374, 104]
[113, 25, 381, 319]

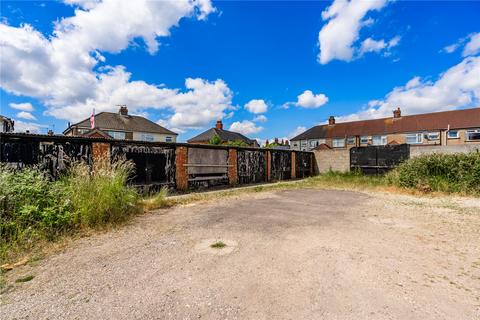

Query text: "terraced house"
[291, 108, 480, 151]
[64, 106, 178, 142]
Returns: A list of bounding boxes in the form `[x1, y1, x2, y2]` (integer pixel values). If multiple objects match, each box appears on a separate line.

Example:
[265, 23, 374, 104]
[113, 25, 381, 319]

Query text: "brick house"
[63, 106, 178, 142]
[291, 107, 480, 151]
[187, 120, 259, 147]
[0, 115, 14, 133]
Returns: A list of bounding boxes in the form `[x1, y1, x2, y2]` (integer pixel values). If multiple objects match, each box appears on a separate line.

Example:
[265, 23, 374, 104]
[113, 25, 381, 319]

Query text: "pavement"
[1, 188, 479, 319]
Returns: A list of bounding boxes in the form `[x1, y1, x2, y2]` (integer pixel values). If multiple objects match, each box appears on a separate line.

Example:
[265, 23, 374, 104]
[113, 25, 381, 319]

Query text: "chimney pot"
[119, 105, 128, 116]
[393, 107, 401, 118]
[215, 120, 223, 130]
[328, 116, 335, 125]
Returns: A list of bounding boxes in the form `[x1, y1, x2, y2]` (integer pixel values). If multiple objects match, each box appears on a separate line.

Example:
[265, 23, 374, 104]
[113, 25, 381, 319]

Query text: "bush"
[0, 159, 140, 262]
[387, 152, 480, 195]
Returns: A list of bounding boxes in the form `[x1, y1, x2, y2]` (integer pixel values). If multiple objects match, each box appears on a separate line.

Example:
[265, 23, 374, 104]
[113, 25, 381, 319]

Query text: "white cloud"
[229, 120, 263, 135]
[289, 126, 307, 139]
[16, 111, 37, 121]
[244, 99, 268, 114]
[295, 90, 329, 108]
[0, 0, 215, 130]
[463, 33, 480, 57]
[336, 56, 480, 122]
[443, 32, 480, 57]
[359, 36, 400, 55]
[13, 120, 49, 133]
[318, 0, 392, 64]
[9, 102, 34, 111]
[253, 114, 267, 122]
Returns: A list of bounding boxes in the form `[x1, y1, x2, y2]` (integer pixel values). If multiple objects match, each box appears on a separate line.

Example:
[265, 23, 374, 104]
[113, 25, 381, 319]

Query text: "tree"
[208, 134, 222, 145]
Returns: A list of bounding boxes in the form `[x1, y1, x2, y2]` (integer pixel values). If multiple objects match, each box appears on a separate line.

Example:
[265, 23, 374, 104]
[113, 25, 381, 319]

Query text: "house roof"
[64, 112, 177, 135]
[291, 108, 480, 141]
[187, 127, 255, 144]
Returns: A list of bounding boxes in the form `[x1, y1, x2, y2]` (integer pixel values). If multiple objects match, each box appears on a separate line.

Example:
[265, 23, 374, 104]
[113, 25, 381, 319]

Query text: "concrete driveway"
[1, 189, 479, 319]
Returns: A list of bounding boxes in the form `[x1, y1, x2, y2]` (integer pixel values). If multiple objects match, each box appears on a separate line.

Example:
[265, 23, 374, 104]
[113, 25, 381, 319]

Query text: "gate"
[350, 144, 409, 174]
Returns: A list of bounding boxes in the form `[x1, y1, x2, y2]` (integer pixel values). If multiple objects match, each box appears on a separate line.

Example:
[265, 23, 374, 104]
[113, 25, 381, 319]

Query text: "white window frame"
[447, 130, 459, 139]
[466, 129, 480, 141]
[424, 132, 439, 140]
[165, 136, 173, 142]
[360, 136, 370, 144]
[309, 140, 319, 148]
[140, 133, 154, 142]
[332, 138, 345, 148]
[347, 136, 356, 145]
[107, 131, 126, 140]
[406, 133, 423, 144]
[372, 135, 387, 146]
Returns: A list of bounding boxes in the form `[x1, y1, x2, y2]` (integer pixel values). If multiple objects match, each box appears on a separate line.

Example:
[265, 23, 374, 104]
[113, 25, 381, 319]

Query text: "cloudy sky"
[0, 0, 479, 142]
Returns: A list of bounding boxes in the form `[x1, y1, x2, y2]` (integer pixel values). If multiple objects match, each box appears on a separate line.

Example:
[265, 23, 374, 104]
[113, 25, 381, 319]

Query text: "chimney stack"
[215, 120, 223, 130]
[328, 116, 335, 125]
[393, 107, 401, 118]
[119, 105, 128, 116]
[47, 129, 54, 136]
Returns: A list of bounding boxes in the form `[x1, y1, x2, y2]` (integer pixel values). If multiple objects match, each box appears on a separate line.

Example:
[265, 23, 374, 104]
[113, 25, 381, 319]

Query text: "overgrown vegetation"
[0, 160, 140, 263]
[387, 152, 480, 195]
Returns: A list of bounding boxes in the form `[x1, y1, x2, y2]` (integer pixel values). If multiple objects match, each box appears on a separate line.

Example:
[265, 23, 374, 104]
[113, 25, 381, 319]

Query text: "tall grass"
[387, 152, 480, 195]
[67, 160, 139, 227]
[0, 160, 140, 263]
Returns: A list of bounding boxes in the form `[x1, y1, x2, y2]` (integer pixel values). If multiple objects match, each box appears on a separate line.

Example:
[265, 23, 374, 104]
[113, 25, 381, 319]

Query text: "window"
[293, 142, 298, 147]
[360, 136, 370, 144]
[77, 128, 89, 134]
[165, 136, 173, 142]
[332, 138, 345, 148]
[141, 133, 154, 142]
[372, 135, 387, 146]
[301, 141, 307, 147]
[406, 133, 423, 144]
[466, 129, 480, 141]
[347, 137, 356, 145]
[448, 130, 459, 139]
[309, 140, 319, 148]
[424, 132, 439, 140]
[107, 131, 126, 139]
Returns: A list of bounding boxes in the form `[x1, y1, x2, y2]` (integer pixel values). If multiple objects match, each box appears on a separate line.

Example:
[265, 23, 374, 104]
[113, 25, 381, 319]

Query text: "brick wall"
[175, 146, 188, 191]
[92, 142, 110, 163]
[228, 149, 238, 185]
[313, 149, 350, 173]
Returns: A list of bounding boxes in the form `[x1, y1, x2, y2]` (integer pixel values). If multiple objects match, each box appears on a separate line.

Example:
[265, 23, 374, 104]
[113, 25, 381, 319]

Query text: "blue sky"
[1, 0, 479, 143]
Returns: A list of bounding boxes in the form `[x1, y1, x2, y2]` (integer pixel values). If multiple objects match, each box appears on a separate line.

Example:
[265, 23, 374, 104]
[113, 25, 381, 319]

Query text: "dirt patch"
[1, 189, 479, 319]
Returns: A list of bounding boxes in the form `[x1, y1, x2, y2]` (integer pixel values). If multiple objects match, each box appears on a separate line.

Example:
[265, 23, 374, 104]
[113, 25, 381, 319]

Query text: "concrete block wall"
[313, 149, 350, 173]
[410, 144, 480, 158]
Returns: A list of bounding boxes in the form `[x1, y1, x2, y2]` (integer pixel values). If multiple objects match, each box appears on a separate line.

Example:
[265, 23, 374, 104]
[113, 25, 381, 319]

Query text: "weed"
[15, 275, 34, 283]
[142, 187, 170, 211]
[210, 241, 226, 249]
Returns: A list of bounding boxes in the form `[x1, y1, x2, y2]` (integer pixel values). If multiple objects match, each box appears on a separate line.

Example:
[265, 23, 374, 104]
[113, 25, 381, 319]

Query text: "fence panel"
[270, 151, 291, 181]
[187, 147, 229, 188]
[350, 144, 409, 174]
[237, 150, 266, 184]
[296, 152, 312, 178]
[111, 143, 175, 186]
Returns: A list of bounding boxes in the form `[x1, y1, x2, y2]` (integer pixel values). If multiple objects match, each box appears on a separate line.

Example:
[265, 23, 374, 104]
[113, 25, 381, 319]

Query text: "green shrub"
[0, 165, 73, 246]
[0, 159, 140, 262]
[387, 152, 480, 194]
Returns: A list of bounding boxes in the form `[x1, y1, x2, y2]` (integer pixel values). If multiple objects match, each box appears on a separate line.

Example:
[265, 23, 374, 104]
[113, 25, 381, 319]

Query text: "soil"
[1, 188, 479, 319]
